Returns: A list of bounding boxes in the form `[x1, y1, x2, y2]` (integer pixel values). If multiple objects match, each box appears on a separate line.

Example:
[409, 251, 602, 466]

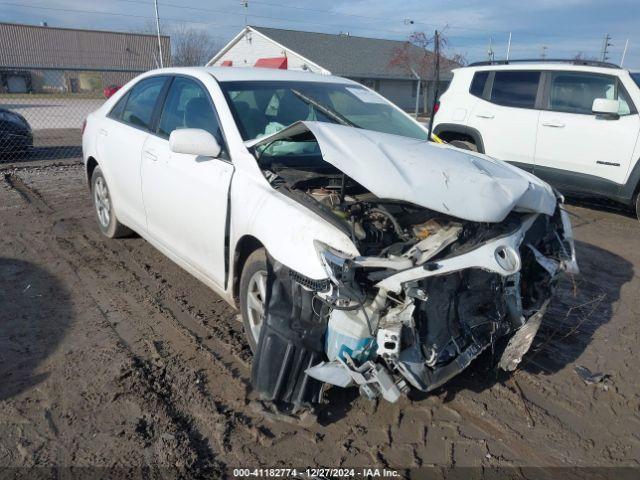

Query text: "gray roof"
[251, 26, 457, 80]
[0, 22, 170, 71]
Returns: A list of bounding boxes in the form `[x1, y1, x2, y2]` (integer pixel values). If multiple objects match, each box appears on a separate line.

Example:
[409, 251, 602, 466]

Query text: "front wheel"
[90, 166, 132, 238]
[239, 248, 268, 353]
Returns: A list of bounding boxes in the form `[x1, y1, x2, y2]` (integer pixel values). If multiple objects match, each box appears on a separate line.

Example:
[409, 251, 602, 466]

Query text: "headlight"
[313, 240, 354, 285]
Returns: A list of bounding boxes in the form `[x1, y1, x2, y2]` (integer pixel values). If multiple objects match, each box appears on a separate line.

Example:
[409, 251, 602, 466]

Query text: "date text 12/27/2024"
[232, 468, 401, 477]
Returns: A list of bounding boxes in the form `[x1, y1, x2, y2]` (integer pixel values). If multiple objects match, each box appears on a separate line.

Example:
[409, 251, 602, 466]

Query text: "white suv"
[433, 60, 640, 219]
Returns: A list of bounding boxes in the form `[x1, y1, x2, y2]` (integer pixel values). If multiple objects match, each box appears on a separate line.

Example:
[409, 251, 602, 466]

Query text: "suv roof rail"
[467, 59, 621, 69]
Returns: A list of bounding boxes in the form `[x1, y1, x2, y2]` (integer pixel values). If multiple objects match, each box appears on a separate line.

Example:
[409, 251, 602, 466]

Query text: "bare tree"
[388, 29, 464, 114]
[573, 51, 598, 62]
[172, 25, 224, 67]
[450, 52, 468, 66]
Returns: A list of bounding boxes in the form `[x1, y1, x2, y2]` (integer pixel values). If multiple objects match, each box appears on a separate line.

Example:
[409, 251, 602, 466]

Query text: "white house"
[207, 26, 458, 112]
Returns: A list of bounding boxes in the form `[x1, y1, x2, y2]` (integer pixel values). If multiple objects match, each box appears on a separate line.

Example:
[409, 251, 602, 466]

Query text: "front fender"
[230, 171, 358, 280]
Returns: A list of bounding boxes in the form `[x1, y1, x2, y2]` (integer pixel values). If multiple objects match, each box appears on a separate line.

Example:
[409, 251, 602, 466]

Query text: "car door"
[140, 76, 233, 288]
[96, 75, 169, 231]
[534, 71, 640, 192]
[467, 70, 542, 171]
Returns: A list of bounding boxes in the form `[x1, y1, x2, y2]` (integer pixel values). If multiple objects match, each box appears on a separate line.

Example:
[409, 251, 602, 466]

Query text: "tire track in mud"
[2, 171, 53, 214]
[3, 167, 279, 473]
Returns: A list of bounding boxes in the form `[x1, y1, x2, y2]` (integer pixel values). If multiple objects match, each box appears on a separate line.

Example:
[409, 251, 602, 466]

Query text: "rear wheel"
[239, 248, 268, 352]
[449, 139, 478, 152]
[91, 166, 132, 238]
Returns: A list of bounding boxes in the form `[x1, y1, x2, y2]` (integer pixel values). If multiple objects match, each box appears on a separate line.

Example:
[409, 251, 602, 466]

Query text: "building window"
[359, 78, 379, 91]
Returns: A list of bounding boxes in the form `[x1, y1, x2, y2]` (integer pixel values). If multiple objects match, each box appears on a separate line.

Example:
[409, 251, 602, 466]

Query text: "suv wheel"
[91, 167, 132, 238]
[239, 248, 268, 352]
[449, 139, 478, 152]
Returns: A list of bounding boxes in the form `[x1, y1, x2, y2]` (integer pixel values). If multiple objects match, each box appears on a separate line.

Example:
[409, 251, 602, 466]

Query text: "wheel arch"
[232, 234, 265, 304]
[618, 156, 640, 205]
[86, 156, 99, 187]
[434, 123, 485, 154]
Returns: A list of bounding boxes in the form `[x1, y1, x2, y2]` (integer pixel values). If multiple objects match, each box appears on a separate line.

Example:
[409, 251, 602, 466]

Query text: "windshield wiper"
[291, 89, 359, 128]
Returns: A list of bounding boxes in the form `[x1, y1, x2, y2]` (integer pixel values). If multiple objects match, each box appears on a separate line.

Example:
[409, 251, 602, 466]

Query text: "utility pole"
[240, 0, 249, 26]
[601, 33, 612, 62]
[506, 32, 512, 61]
[427, 30, 440, 142]
[541, 45, 548, 60]
[410, 68, 421, 118]
[154, 0, 163, 67]
[621, 39, 629, 67]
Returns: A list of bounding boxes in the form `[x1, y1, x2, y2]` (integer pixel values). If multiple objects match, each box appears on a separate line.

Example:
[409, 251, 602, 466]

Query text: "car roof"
[457, 62, 625, 75]
[145, 66, 358, 84]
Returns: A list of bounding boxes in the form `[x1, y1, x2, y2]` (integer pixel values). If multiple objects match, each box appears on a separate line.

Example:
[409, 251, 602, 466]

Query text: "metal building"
[0, 22, 170, 94]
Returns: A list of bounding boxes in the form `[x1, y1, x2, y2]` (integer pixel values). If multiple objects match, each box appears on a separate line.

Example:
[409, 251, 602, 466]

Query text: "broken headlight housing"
[313, 240, 355, 285]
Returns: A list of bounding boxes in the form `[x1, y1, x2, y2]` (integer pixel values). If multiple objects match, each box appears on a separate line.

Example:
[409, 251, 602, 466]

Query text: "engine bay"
[251, 143, 578, 410]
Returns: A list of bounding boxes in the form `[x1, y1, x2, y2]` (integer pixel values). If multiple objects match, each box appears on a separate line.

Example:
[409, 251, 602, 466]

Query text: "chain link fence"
[0, 66, 147, 164]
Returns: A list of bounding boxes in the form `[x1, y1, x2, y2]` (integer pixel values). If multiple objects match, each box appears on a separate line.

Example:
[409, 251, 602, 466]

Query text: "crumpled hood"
[247, 121, 557, 223]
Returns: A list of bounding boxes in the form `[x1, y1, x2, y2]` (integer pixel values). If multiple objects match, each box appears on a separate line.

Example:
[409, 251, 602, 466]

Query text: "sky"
[2, 0, 640, 68]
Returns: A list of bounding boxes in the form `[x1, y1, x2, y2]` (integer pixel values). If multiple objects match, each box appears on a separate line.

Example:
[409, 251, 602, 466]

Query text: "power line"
[0, 0, 416, 37]
[2, 0, 636, 61]
[230, 0, 626, 42]
[0, 1, 235, 27]
[30, 0, 617, 43]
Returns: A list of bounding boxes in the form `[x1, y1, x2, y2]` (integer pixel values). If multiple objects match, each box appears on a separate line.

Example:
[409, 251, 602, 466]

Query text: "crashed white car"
[82, 67, 578, 411]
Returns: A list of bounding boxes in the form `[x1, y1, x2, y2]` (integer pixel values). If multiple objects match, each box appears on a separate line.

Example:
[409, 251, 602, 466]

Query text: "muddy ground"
[1, 160, 639, 478]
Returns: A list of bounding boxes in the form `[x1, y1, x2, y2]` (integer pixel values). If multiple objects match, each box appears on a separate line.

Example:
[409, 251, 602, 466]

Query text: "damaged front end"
[250, 122, 578, 410]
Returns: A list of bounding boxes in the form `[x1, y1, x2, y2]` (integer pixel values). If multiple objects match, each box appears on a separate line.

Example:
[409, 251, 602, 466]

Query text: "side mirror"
[169, 128, 222, 157]
[592, 98, 619, 117]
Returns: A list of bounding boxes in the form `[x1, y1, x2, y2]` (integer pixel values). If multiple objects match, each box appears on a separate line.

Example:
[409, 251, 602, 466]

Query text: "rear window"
[490, 71, 540, 108]
[631, 73, 640, 88]
[469, 71, 489, 97]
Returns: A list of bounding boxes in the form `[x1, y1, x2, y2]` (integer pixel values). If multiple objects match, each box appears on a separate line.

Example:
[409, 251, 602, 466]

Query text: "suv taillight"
[433, 101, 440, 114]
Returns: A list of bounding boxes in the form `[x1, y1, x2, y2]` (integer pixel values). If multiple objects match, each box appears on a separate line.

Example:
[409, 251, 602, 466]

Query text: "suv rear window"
[469, 71, 489, 97]
[490, 71, 540, 108]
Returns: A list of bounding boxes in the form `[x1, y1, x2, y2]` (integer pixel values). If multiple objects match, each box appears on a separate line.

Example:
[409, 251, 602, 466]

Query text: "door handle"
[98, 128, 108, 136]
[476, 112, 494, 119]
[542, 121, 565, 128]
[143, 150, 158, 161]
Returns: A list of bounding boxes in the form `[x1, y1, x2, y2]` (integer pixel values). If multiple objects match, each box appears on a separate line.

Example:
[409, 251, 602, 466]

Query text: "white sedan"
[83, 67, 577, 411]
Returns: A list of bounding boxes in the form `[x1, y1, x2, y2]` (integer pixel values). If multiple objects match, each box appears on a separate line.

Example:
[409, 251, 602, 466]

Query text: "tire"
[635, 193, 640, 222]
[239, 248, 268, 353]
[90, 166, 132, 238]
[448, 139, 478, 152]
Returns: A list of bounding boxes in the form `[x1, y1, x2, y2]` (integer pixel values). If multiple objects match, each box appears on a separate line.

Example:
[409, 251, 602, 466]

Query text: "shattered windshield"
[219, 80, 429, 144]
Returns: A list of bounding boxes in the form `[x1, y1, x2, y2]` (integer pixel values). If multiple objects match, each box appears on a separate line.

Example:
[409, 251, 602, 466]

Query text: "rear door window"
[120, 76, 167, 129]
[490, 71, 541, 108]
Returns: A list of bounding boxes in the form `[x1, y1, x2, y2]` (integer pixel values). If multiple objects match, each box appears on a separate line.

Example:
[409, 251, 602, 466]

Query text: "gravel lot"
[0, 160, 639, 478]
